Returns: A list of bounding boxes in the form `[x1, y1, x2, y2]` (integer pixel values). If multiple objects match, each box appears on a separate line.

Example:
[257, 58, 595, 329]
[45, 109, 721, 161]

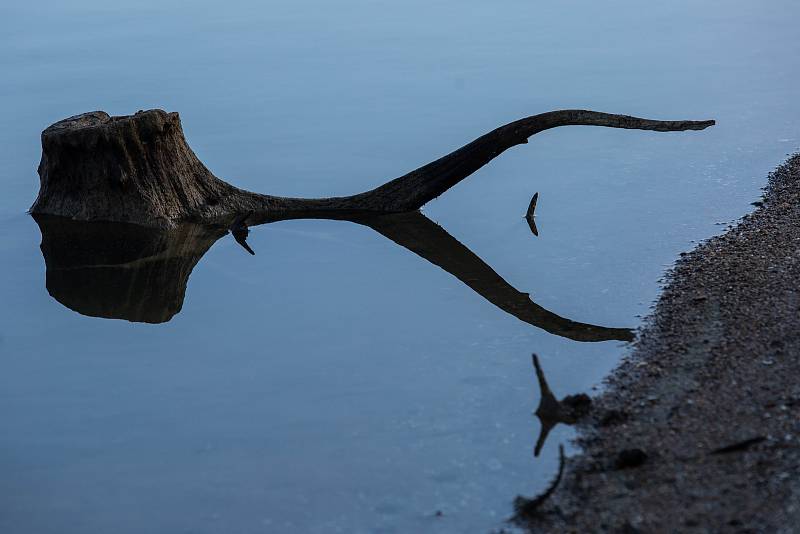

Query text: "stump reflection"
[34, 214, 223, 324]
[33, 212, 633, 341]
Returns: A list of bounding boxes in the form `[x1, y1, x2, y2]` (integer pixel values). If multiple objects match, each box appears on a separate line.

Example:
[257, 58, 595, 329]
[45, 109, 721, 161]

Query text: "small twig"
[710, 436, 766, 455]
[525, 192, 539, 236]
[526, 192, 539, 219]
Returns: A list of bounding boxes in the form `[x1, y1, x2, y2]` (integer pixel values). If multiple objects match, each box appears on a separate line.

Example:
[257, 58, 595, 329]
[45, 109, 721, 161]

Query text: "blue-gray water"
[1, 1, 799, 532]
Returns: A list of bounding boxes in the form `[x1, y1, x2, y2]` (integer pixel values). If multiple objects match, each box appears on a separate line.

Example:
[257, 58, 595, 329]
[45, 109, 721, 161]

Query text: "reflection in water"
[506, 354, 589, 527]
[525, 192, 539, 237]
[33, 214, 225, 323]
[34, 212, 632, 341]
[512, 444, 566, 525]
[229, 210, 256, 255]
[526, 216, 539, 237]
[531, 354, 591, 456]
[354, 212, 631, 342]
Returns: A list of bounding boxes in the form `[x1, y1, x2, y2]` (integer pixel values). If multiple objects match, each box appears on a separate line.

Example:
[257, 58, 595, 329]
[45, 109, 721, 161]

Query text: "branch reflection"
[33, 212, 633, 342]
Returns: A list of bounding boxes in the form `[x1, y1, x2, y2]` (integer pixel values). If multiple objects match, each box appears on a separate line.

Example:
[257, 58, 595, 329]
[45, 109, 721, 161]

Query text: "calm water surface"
[1, 1, 799, 532]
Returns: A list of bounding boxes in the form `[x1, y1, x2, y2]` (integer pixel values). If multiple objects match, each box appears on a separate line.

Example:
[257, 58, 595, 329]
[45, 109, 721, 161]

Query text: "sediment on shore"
[524, 154, 800, 533]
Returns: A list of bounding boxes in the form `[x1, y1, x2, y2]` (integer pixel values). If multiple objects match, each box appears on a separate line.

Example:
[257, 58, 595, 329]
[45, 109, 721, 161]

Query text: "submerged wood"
[31, 109, 714, 226]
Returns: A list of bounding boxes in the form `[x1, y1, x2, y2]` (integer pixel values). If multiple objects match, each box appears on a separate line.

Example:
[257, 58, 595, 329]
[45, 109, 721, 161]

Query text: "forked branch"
[346, 110, 715, 212]
[31, 109, 714, 226]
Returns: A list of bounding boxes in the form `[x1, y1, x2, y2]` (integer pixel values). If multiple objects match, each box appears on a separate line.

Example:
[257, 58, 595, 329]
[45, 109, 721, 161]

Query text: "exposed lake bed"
[526, 154, 800, 533]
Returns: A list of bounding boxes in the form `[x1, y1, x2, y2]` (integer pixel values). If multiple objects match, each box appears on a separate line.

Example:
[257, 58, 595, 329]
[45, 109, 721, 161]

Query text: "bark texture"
[32, 109, 714, 226]
[33, 110, 281, 226]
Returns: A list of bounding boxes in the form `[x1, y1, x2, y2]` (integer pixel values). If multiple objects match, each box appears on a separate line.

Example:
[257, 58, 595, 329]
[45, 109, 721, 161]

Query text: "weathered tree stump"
[33, 110, 280, 226]
[31, 109, 714, 226]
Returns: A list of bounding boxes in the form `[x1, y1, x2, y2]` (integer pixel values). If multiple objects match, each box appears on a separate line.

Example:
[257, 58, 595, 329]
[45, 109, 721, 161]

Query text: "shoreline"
[524, 154, 800, 533]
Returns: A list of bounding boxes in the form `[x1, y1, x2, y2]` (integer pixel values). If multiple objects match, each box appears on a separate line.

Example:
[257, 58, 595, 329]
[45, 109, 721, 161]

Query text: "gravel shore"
[523, 154, 800, 533]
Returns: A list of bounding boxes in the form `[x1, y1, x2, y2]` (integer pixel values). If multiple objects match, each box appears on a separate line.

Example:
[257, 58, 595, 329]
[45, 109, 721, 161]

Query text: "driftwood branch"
[31, 109, 714, 226]
[30, 108, 709, 333]
[348, 111, 714, 212]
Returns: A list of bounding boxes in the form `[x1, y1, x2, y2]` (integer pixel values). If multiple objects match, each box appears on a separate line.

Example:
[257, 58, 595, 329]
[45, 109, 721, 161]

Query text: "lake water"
[1, 1, 798, 532]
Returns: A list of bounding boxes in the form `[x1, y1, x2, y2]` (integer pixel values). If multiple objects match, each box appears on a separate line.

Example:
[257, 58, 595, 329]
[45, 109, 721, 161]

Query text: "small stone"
[615, 449, 648, 469]
[600, 409, 627, 427]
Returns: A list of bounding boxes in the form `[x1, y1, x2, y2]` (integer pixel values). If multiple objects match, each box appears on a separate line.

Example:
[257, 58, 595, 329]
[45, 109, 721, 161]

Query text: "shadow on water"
[33, 212, 632, 341]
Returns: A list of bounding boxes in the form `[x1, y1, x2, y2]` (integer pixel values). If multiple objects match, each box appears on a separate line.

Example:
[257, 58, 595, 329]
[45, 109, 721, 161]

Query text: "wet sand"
[523, 154, 800, 533]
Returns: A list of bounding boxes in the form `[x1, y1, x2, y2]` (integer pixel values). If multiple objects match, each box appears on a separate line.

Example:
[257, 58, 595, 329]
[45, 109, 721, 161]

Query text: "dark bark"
[31, 109, 714, 226]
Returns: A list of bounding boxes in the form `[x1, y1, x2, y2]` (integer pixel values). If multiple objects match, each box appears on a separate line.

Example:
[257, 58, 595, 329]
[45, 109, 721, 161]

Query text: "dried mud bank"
[526, 154, 800, 533]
